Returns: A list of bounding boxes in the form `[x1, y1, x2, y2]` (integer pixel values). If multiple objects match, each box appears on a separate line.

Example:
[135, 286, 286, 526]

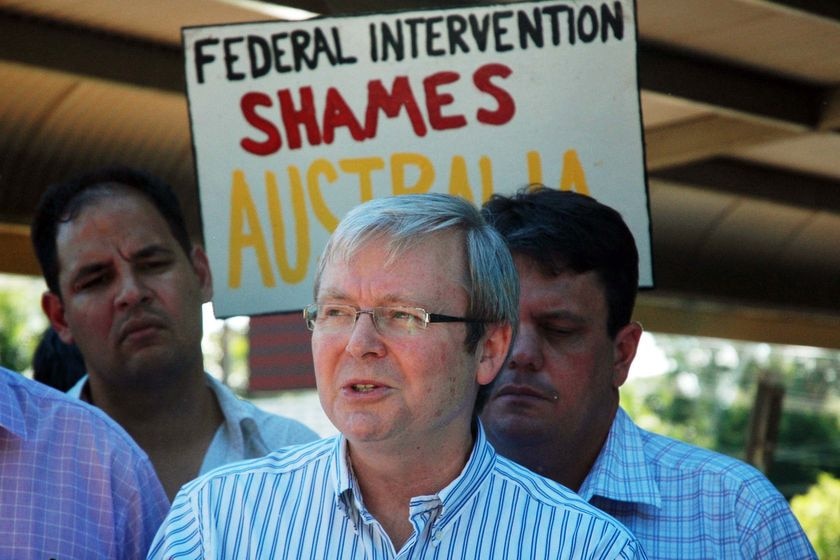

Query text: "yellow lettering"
[445, 156, 494, 203]
[339, 157, 385, 203]
[526, 151, 543, 185]
[560, 149, 589, 195]
[526, 149, 589, 194]
[228, 170, 276, 288]
[307, 159, 339, 233]
[560, 150, 589, 195]
[265, 171, 309, 284]
[479, 156, 494, 203]
[391, 153, 434, 195]
[447, 156, 474, 203]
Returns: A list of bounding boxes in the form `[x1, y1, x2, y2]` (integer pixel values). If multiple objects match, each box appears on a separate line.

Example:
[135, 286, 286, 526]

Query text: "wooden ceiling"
[0, 0, 838, 348]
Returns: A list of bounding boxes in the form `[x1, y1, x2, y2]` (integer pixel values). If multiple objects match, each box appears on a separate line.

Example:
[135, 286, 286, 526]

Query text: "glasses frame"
[303, 303, 483, 335]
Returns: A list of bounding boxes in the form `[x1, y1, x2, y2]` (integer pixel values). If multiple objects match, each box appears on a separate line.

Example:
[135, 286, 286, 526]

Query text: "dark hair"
[482, 186, 638, 337]
[31, 165, 192, 296]
[32, 327, 86, 392]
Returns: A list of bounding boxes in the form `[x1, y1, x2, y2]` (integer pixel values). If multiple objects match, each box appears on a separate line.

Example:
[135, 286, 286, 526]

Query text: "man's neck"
[85, 369, 224, 500]
[347, 430, 474, 550]
[491, 419, 613, 492]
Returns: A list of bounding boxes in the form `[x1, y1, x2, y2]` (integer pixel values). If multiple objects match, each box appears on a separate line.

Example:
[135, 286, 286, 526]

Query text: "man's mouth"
[352, 384, 376, 393]
[120, 316, 167, 343]
[494, 384, 557, 402]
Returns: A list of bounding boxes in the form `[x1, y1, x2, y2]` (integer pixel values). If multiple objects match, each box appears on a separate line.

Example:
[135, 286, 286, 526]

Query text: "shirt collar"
[578, 407, 661, 508]
[66, 373, 89, 401]
[205, 373, 263, 448]
[331, 421, 497, 530]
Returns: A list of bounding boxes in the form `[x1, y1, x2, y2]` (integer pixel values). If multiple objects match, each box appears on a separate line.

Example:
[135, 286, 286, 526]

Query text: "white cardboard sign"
[183, 0, 650, 317]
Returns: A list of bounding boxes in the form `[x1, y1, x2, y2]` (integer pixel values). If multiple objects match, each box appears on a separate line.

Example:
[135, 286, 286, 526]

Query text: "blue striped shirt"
[579, 408, 816, 559]
[149, 423, 645, 559]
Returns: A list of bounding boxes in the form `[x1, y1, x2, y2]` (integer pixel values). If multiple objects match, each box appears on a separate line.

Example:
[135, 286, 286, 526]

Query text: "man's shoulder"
[207, 374, 319, 445]
[1, 367, 145, 453]
[488, 454, 642, 553]
[633, 420, 782, 503]
[182, 435, 336, 495]
[241, 399, 320, 443]
[639, 426, 764, 477]
[493, 453, 632, 522]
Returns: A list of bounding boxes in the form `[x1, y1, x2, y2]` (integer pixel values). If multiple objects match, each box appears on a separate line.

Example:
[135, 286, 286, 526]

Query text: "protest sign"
[182, 0, 650, 317]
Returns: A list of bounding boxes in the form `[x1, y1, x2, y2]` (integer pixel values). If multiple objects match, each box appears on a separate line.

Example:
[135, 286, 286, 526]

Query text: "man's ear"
[612, 321, 642, 389]
[190, 244, 214, 303]
[42, 291, 74, 345]
[476, 322, 513, 386]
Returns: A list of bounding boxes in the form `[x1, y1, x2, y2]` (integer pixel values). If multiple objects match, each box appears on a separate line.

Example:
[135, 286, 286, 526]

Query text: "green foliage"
[0, 279, 47, 372]
[713, 406, 840, 497]
[0, 291, 28, 370]
[625, 334, 840, 501]
[790, 472, 840, 559]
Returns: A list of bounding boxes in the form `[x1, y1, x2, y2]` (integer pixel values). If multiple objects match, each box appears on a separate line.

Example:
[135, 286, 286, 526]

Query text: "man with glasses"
[149, 193, 645, 558]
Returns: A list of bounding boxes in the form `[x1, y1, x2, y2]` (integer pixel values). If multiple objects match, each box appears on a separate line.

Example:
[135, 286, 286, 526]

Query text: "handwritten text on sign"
[183, 0, 650, 317]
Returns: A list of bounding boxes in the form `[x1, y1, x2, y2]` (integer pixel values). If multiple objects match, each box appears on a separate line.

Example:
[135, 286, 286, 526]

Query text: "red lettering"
[239, 64, 513, 154]
[278, 87, 321, 150]
[474, 63, 515, 126]
[365, 77, 428, 138]
[322, 87, 366, 144]
[423, 71, 467, 131]
[240, 92, 281, 156]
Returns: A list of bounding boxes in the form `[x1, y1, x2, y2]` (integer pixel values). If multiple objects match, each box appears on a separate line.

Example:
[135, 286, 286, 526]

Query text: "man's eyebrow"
[125, 244, 176, 261]
[71, 261, 109, 282]
[316, 289, 416, 306]
[317, 288, 349, 301]
[535, 309, 587, 323]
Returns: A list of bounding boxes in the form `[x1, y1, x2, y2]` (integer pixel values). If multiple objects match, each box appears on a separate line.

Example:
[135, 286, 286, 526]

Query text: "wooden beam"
[0, 10, 184, 93]
[638, 42, 826, 128]
[644, 115, 800, 171]
[819, 86, 840, 131]
[635, 294, 840, 350]
[648, 157, 840, 212]
[0, 224, 41, 277]
[766, 0, 840, 22]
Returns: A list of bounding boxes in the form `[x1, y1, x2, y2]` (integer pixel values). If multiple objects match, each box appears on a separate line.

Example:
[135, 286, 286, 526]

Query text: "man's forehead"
[55, 198, 176, 266]
[318, 231, 467, 297]
[518, 262, 607, 309]
[58, 190, 167, 234]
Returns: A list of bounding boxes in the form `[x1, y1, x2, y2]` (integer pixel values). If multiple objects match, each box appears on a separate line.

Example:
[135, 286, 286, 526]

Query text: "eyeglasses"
[303, 303, 483, 337]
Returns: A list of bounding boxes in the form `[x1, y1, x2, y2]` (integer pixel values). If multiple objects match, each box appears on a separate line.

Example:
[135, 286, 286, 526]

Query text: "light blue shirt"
[149, 422, 645, 559]
[68, 373, 319, 474]
[0, 367, 169, 559]
[579, 408, 816, 559]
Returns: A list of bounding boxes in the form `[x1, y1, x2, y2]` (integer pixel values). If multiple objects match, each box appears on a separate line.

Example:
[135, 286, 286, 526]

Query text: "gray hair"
[314, 193, 519, 353]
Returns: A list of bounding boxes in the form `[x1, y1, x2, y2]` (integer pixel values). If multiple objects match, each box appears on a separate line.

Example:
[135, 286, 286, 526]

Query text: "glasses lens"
[303, 304, 318, 330]
[305, 304, 356, 332]
[374, 307, 427, 336]
[306, 305, 431, 336]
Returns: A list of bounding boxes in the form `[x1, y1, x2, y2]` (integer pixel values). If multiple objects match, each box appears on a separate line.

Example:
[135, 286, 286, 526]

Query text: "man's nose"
[115, 271, 151, 308]
[344, 311, 386, 359]
[508, 324, 543, 372]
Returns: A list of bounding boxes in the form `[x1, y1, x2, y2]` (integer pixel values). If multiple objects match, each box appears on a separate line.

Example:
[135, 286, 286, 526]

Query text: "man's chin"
[482, 409, 551, 440]
[119, 352, 182, 386]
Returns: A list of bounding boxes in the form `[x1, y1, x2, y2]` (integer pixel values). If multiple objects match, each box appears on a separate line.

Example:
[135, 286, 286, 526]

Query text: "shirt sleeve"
[112, 443, 170, 560]
[736, 478, 817, 559]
